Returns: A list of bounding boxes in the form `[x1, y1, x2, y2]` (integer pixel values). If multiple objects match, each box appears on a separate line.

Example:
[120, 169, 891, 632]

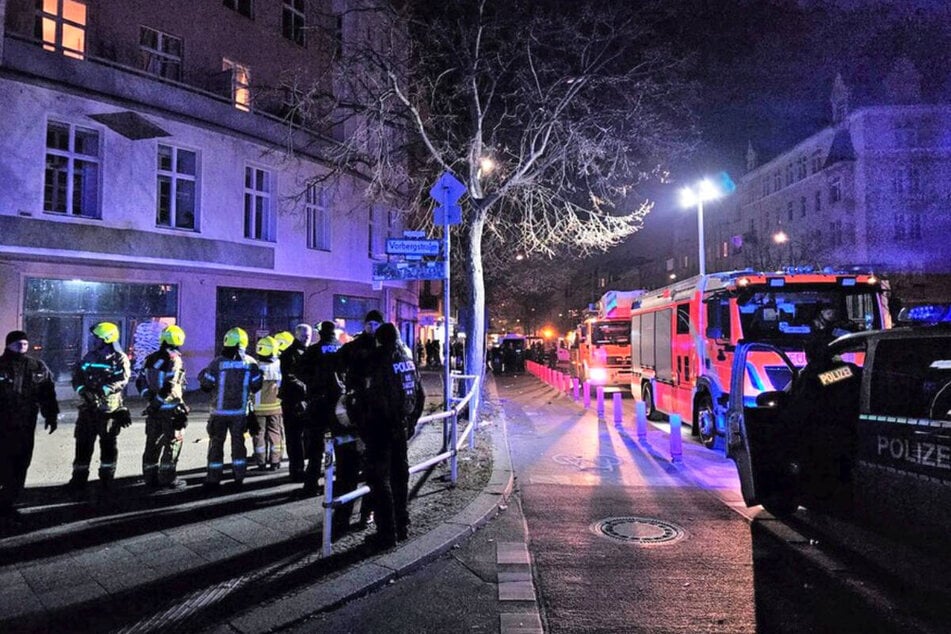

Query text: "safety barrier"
[320, 372, 481, 556]
[526, 360, 684, 463]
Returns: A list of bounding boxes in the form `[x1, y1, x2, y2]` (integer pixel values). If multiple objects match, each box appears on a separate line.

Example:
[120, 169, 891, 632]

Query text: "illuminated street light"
[680, 178, 724, 276]
[478, 157, 495, 179]
[773, 230, 792, 266]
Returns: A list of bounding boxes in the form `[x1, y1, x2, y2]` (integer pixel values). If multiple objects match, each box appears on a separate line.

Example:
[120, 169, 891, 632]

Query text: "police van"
[725, 305, 951, 545]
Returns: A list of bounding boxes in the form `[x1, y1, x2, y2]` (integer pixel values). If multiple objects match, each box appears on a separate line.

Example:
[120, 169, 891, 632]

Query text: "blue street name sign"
[372, 260, 447, 281]
[386, 238, 441, 256]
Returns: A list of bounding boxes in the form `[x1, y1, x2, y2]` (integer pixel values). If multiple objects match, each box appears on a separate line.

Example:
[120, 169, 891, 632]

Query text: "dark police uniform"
[0, 342, 58, 515]
[362, 323, 424, 547]
[278, 338, 309, 481]
[299, 326, 343, 498]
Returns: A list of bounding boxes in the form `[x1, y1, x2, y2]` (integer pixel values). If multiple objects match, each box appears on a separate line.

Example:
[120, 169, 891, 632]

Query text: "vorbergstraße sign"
[386, 238, 441, 256]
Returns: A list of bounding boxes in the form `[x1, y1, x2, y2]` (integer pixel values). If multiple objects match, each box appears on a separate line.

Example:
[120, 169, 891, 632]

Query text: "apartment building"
[0, 0, 418, 386]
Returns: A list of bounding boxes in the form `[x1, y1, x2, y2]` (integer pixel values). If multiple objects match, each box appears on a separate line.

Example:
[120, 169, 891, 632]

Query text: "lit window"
[306, 184, 330, 251]
[157, 145, 197, 230]
[34, 0, 86, 59]
[140, 27, 182, 81]
[244, 166, 274, 241]
[282, 0, 305, 46]
[44, 120, 99, 218]
[222, 58, 251, 111]
[223, 0, 253, 19]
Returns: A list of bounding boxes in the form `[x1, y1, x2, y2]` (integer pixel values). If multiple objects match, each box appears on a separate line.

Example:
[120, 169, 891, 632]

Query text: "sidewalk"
[0, 371, 514, 633]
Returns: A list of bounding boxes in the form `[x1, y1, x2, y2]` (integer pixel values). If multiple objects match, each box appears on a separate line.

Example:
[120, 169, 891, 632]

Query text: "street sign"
[372, 260, 447, 281]
[434, 204, 462, 225]
[386, 238, 441, 256]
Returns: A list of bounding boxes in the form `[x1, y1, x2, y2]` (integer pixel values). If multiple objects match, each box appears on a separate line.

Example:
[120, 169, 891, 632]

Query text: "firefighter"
[0, 331, 58, 520]
[277, 323, 312, 482]
[68, 322, 132, 492]
[198, 327, 262, 488]
[361, 322, 424, 548]
[136, 325, 189, 490]
[252, 336, 283, 470]
[299, 321, 344, 500]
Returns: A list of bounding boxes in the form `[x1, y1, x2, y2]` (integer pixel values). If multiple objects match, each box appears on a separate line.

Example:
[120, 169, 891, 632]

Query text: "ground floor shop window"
[333, 294, 380, 336]
[23, 278, 178, 383]
[216, 287, 303, 352]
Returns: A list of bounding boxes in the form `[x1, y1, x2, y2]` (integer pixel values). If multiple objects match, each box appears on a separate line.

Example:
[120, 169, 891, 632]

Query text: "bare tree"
[296, 0, 697, 415]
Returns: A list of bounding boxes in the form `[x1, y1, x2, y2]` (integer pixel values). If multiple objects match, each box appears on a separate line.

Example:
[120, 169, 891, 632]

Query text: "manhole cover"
[590, 516, 687, 545]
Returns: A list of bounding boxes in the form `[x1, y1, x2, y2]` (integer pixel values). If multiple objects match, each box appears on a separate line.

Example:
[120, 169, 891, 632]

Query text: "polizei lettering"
[876, 435, 951, 470]
[391, 360, 416, 374]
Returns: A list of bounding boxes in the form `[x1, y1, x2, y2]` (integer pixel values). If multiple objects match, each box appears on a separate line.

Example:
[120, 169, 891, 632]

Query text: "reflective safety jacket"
[198, 350, 262, 417]
[72, 343, 132, 413]
[0, 351, 59, 428]
[136, 345, 186, 416]
[254, 358, 282, 416]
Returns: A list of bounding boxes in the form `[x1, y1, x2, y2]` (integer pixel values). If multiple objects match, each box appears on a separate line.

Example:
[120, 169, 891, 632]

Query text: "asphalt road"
[301, 373, 948, 633]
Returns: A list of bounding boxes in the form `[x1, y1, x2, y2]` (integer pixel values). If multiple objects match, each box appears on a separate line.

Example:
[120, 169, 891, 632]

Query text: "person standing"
[299, 321, 343, 499]
[0, 331, 58, 520]
[278, 323, 312, 482]
[362, 322, 424, 548]
[136, 325, 189, 490]
[252, 336, 284, 471]
[198, 327, 262, 488]
[69, 322, 132, 492]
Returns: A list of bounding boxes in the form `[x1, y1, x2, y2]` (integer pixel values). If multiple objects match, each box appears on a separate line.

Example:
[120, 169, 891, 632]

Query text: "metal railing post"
[635, 400, 647, 440]
[450, 409, 459, 484]
[613, 391, 623, 425]
[321, 437, 336, 557]
[669, 413, 683, 463]
[596, 386, 605, 422]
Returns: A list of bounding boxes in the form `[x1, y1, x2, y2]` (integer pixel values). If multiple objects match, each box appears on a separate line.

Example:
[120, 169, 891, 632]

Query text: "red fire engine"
[571, 290, 645, 387]
[630, 268, 891, 448]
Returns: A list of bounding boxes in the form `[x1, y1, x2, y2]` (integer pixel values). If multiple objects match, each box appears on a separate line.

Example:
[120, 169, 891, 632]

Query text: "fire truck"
[630, 268, 891, 448]
[571, 289, 645, 387]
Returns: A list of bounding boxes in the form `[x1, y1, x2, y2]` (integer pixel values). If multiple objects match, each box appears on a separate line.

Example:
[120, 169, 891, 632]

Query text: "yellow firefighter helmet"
[90, 322, 120, 344]
[160, 325, 186, 347]
[223, 327, 249, 349]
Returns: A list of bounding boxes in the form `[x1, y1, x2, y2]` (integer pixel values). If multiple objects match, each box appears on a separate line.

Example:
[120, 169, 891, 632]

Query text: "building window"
[222, 58, 251, 111]
[829, 177, 842, 204]
[333, 13, 344, 58]
[773, 171, 781, 191]
[761, 178, 769, 198]
[282, 0, 305, 46]
[785, 164, 793, 186]
[666, 257, 674, 272]
[810, 150, 822, 174]
[720, 241, 728, 258]
[44, 121, 99, 218]
[814, 190, 821, 213]
[787, 201, 793, 222]
[799, 196, 806, 218]
[139, 26, 182, 81]
[893, 213, 921, 241]
[367, 205, 387, 258]
[223, 0, 253, 19]
[244, 166, 274, 241]
[797, 156, 807, 179]
[830, 220, 843, 247]
[157, 145, 197, 230]
[35, 0, 86, 59]
[217, 287, 303, 353]
[306, 184, 330, 250]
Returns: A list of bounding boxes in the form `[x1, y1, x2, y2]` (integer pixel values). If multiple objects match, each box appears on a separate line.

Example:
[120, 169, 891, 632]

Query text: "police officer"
[0, 331, 58, 520]
[299, 321, 344, 499]
[198, 327, 263, 488]
[362, 322, 424, 548]
[278, 324, 312, 482]
[252, 336, 284, 470]
[69, 322, 132, 492]
[136, 325, 189, 490]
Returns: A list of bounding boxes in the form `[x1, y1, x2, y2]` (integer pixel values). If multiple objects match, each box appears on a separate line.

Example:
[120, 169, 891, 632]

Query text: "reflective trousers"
[142, 416, 183, 486]
[205, 415, 248, 484]
[71, 408, 121, 483]
[251, 413, 284, 467]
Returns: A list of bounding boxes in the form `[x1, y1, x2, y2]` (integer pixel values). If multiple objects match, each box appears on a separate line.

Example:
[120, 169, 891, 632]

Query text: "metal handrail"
[320, 372, 482, 555]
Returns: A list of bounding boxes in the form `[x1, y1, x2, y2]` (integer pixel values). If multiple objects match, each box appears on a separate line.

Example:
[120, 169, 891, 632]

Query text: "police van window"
[869, 338, 951, 419]
[676, 303, 690, 335]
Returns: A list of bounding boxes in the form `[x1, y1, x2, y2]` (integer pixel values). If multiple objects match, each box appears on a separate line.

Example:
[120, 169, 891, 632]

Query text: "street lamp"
[773, 230, 792, 266]
[680, 179, 724, 276]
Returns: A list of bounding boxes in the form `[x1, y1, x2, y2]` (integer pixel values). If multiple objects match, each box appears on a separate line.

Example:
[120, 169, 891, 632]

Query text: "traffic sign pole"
[442, 184, 451, 412]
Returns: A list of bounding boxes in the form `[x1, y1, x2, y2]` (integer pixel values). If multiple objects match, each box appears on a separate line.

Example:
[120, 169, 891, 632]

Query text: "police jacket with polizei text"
[300, 337, 342, 403]
[0, 351, 59, 428]
[198, 348, 263, 417]
[365, 343, 423, 436]
[277, 339, 307, 404]
[338, 332, 376, 395]
[136, 345, 186, 416]
[72, 343, 132, 413]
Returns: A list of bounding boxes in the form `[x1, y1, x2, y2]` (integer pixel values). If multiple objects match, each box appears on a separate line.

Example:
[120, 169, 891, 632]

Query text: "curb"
[224, 378, 515, 633]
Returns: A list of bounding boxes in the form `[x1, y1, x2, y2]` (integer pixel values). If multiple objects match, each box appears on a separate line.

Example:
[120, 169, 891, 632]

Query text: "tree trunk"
[462, 208, 487, 422]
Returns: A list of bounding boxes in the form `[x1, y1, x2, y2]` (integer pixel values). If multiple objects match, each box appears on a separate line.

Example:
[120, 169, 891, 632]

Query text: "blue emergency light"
[768, 278, 785, 287]
[901, 304, 951, 324]
[839, 277, 857, 287]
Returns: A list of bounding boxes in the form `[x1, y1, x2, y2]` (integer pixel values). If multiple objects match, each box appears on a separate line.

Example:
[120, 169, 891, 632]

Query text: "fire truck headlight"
[590, 367, 608, 384]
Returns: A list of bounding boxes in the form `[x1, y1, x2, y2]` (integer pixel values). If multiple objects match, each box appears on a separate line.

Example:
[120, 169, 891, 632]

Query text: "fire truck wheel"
[642, 384, 662, 421]
[695, 392, 717, 449]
